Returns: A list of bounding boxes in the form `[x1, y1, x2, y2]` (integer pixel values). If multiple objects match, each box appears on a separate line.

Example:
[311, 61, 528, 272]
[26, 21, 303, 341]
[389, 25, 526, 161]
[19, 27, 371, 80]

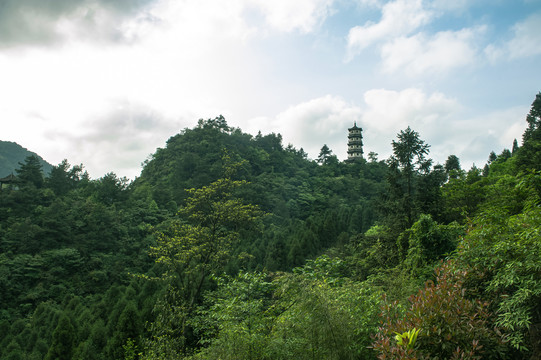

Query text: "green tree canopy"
[145, 152, 264, 356]
[385, 127, 432, 228]
[16, 155, 44, 188]
[45, 314, 76, 360]
[317, 144, 333, 164]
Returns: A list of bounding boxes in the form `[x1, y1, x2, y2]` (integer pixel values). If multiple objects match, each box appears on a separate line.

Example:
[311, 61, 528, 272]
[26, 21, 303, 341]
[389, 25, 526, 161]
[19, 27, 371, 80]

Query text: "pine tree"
[317, 144, 333, 164]
[517, 92, 541, 171]
[512, 138, 519, 155]
[387, 127, 431, 227]
[16, 155, 44, 188]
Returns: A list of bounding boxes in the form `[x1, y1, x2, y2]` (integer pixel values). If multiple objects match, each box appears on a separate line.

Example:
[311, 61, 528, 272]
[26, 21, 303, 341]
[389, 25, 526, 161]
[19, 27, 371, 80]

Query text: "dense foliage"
[0, 92, 540, 359]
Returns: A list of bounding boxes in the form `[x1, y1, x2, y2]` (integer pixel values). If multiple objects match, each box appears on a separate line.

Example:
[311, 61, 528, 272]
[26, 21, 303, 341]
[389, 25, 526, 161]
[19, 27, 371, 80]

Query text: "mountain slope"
[0, 140, 53, 177]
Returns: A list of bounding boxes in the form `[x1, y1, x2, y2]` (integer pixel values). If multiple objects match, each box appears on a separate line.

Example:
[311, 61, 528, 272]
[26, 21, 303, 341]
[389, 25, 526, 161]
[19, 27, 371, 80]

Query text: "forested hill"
[132, 115, 388, 269]
[0, 141, 53, 177]
[1, 93, 540, 359]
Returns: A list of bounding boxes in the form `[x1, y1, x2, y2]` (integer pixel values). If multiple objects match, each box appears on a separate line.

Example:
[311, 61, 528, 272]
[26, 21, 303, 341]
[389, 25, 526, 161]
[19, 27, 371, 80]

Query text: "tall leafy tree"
[317, 144, 333, 164]
[95, 172, 129, 205]
[444, 154, 461, 179]
[488, 151, 498, 164]
[386, 127, 431, 227]
[47, 159, 86, 196]
[145, 153, 264, 357]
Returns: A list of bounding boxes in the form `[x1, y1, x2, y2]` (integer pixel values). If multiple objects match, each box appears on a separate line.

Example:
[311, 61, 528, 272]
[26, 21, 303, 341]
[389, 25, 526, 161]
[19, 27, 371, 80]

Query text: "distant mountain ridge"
[0, 140, 53, 177]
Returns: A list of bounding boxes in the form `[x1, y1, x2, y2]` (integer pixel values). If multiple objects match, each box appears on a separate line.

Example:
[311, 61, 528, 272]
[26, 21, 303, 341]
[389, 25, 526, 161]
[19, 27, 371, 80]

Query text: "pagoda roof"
[0, 174, 17, 183]
[348, 122, 362, 130]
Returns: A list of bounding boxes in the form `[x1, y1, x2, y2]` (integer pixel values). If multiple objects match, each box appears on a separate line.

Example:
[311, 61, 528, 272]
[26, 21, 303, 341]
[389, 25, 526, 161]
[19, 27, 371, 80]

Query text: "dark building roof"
[348, 122, 362, 131]
[0, 174, 17, 183]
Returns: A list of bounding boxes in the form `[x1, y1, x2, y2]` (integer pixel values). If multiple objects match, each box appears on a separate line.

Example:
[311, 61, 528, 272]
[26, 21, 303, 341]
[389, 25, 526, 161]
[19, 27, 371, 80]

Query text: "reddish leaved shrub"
[372, 262, 506, 359]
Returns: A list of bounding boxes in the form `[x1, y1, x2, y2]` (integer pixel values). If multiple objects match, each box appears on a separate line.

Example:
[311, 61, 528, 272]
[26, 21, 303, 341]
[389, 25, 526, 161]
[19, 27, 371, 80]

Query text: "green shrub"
[373, 262, 506, 359]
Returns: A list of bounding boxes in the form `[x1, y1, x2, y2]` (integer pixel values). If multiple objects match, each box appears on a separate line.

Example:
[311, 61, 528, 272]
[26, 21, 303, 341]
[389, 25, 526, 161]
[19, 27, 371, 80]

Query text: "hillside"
[0, 141, 53, 177]
[0, 93, 540, 359]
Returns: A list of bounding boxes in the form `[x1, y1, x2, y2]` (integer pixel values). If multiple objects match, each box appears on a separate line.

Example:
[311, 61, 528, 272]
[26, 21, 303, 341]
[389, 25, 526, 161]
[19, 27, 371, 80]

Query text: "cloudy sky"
[1, 0, 540, 179]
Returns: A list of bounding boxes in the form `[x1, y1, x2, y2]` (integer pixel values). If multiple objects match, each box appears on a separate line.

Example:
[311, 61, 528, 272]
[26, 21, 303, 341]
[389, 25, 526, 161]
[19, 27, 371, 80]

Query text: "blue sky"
[0, 0, 540, 179]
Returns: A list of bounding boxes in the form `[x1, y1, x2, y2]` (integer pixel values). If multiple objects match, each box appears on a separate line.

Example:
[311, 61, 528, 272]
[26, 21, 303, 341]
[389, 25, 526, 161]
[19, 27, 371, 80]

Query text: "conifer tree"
[317, 144, 333, 164]
[386, 127, 431, 228]
[16, 155, 44, 188]
[45, 314, 75, 360]
[108, 301, 141, 360]
[444, 155, 461, 176]
[517, 92, 541, 171]
[512, 138, 519, 155]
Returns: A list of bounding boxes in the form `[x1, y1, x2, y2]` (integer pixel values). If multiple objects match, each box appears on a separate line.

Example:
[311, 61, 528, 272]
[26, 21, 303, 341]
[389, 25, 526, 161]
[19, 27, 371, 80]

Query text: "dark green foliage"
[381, 126, 436, 233]
[45, 313, 76, 360]
[522, 92, 541, 143]
[402, 214, 464, 277]
[441, 165, 488, 223]
[47, 159, 87, 196]
[190, 271, 276, 359]
[317, 144, 334, 164]
[135, 117, 386, 272]
[488, 151, 498, 164]
[108, 301, 141, 359]
[145, 154, 265, 355]
[516, 92, 541, 171]
[512, 138, 519, 154]
[445, 154, 461, 180]
[16, 155, 44, 188]
[2, 96, 540, 360]
[453, 175, 541, 353]
[444, 154, 461, 173]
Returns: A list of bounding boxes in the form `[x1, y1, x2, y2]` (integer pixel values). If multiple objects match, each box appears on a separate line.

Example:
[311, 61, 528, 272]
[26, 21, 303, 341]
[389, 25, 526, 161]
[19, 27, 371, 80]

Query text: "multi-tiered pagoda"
[347, 122, 363, 161]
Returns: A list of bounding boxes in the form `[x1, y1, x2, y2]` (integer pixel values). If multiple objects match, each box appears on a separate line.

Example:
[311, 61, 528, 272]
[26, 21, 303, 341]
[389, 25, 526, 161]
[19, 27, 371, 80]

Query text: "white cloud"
[361, 88, 458, 133]
[0, 1, 535, 180]
[381, 26, 484, 75]
[358, 88, 526, 168]
[249, 0, 336, 33]
[0, 0, 156, 47]
[0, 0, 341, 178]
[245, 95, 362, 160]
[345, 0, 486, 75]
[126, 0, 337, 43]
[0, 0, 336, 49]
[485, 12, 541, 62]
[346, 0, 432, 60]
[507, 12, 541, 59]
[442, 106, 527, 168]
[358, 88, 459, 162]
[246, 89, 462, 163]
[53, 101, 183, 179]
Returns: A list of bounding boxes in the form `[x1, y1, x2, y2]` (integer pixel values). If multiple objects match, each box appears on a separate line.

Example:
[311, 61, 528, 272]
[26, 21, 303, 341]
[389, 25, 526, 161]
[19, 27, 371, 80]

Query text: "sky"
[1, 0, 540, 179]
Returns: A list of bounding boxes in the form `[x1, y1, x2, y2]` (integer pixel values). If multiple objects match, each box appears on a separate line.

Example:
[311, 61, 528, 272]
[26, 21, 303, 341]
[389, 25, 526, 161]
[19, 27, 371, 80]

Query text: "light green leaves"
[394, 328, 420, 350]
